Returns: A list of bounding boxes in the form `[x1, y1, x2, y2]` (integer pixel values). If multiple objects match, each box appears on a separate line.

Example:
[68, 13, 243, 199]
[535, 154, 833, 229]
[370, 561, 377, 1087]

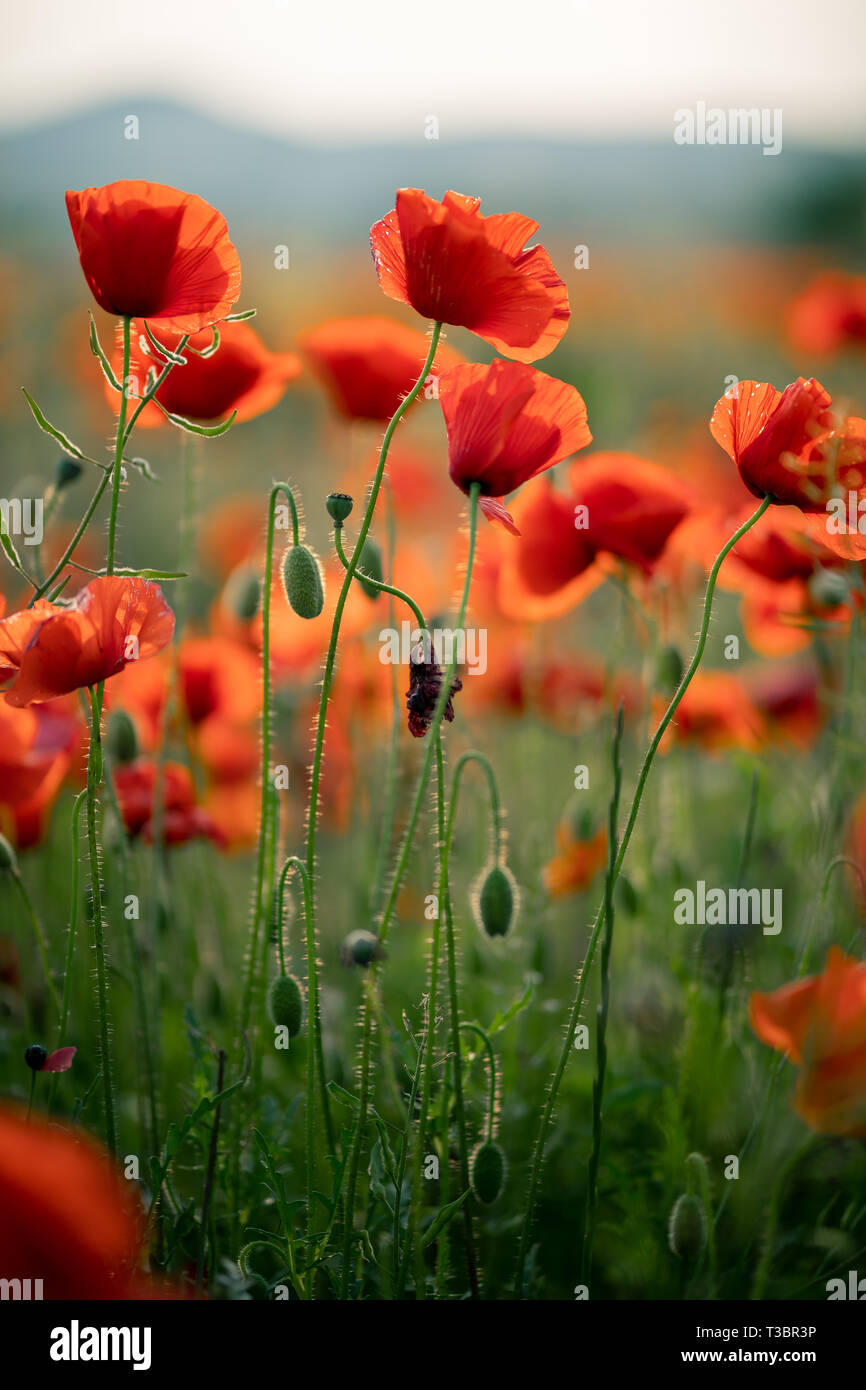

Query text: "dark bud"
[25, 1043, 48, 1071]
[340, 929, 382, 968]
[223, 563, 261, 622]
[326, 492, 354, 526]
[105, 708, 139, 765]
[668, 1192, 706, 1259]
[406, 647, 462, 738]
[471, 1140, 507, 1204]
[269, 974, 305, 1038]
[55, 457, 83, 490]
[655, 644, 684, 695]
[356, 538, 383, 600]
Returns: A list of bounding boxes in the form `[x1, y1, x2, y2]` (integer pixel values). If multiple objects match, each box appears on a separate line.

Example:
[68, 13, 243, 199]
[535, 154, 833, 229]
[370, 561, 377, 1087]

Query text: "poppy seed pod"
[356, 538, 383, 600]
[105, 709, 139, 766]
[326, 492, 354, 526]
[282, 543, 325, 620]
[223, 563, 261, 622]
[470, 1140, 507, 1205]
[473, 862, 518, 938]
[55, 456, 83, 490]
[340, 929, 381, 968]
[268, 973, 305, 1039]
[0, 833, 18, 873]
[668, 1192, 706, 1260]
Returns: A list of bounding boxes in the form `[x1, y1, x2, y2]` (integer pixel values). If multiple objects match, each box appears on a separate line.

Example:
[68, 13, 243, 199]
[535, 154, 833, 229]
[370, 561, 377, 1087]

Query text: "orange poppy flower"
[788, 273, 866, 357]
[371, 190, 569, 361]
[0, 1104, 176, 1298]
[543, 823, 608, 897]
[299, 315, 461, 421]
[569, 453, 694, 573]
[438, 360, 591, 533]
[496, 477, 603, 619]
[66, 180, 241, 334]
[0, 578, 174, 708]
[709, 378, 866, 510]
[750, 948, 866, 1137]
[660, 671, 763, 753]
[178, 636, 261, 728]
[0, 698, 80, 848]
[110, 319, 301, 426]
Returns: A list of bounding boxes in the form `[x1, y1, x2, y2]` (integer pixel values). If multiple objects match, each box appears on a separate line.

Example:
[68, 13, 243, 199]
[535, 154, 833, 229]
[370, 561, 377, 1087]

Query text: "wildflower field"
[2, 22, 866, 1331]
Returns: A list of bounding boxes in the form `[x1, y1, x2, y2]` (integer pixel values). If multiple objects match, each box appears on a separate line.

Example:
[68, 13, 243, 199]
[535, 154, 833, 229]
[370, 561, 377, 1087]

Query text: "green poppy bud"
[55, 457, 83, 490]
[269, 974, 305, 1038]
[473, 863, 518, 938]
[656, 644, 684, 695]
[223, 563, 261, 622]
[24, 1043, 48, 1071]
[668, 1192, 706, 1260]
[471, 1140, 507, 1205]
[326, 492, 354, 526]
[340, 929, 381, 968]
[105, 708, 139, 765]
[282, 543, 325, 620]
[356, 538, 383, 600]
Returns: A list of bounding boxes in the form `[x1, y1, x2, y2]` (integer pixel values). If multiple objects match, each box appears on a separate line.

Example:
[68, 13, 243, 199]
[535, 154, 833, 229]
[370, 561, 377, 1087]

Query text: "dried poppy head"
[405, 642, 463, 738]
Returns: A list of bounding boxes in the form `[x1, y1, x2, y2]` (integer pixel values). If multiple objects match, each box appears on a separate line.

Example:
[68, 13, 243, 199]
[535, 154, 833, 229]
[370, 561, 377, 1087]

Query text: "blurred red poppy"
[66, 180, 241, 334]
[0, 578, 174, 707]
[110, 319, 301, 426]
[569, 453, 693, 572]
[0, 1104, 177, 1298]
[496, 477, 603, 619]
[114, 758, 224, 848]
[438, 360, 591, 533]
[710, 378, 866, 510]
[0, 697, 80, 848]
[750, 948, 866, 1137]
[300, 315, 461, 421]
[788, 273, 866, 356]
[178, 635, 261, 728]
[371, 190, 569, 361]
[543, 823, 607, 897]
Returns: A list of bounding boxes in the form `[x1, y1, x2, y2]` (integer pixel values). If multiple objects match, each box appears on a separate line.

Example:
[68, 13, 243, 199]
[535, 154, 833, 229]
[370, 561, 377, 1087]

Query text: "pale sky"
[2, 0, 865, 146]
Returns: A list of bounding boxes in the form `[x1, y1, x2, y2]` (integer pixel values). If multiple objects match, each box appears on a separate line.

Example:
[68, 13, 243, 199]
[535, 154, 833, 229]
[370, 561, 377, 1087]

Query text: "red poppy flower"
[569, 453, 694, 572]
[747, 662, 824, 748]
[496, 477, 603, 619]
[110, 319, 301, 426]
[750, 948, 866, 1137]
[0, 697, 79, 847]
[300, 315, 461, 421]
[658, 671, 764, 753]
[788, 273, 866, 356]
[371, 190, 569, 361]
[0, 1104, 177, 1298]
[0, 577, 174, 707]
[543, 823, 607, 897]
[114, 758, 224, 848]
[178, 636, 261, 727]
[438, 360, 591, 533]
[66, 180, 241, 334]
[709, 378, 866, 509]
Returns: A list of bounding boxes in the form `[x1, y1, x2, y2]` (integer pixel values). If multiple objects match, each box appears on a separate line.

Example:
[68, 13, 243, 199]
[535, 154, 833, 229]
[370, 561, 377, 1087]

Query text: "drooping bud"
[356, 538, 383, 600]
[282, 543, 325, 620]
[105, 708, 139, 765]
[668, 1192, 706, 1260]
[655, 644, 684, 695]
[326, 492, 354, 526]
[24, 1043, 48, 1071]
[223, 563, 261, 622]
[471, 1140, 507, 1205]
[340, 929, 382, 968]
[55, 457, 83, 490]
[268, 973, 305, 1038]
[473, 862, 518, 939]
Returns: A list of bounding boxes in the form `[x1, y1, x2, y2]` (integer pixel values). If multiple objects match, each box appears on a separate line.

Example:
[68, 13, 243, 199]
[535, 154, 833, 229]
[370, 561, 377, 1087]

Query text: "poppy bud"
[668, 1192, 706, 1260]
[617, 874, 639, 915]
[340, 929, 381, 968]
[326, 492, 354, 526]
[268, 973, 305, 1038]
[105, 708, 139, 765]
[473, 863, 518, 938]
[55, 456, 83, 490]
[808, 567, 848, 610]
[655, 644, 684, 694]
[223, 563, 261, 622]
[471, 1140, 507, 1205]
[24, 1043, 48, 1071]
[282, 543, 325, 620]
[0, 833, 17, 873]
[356, 538, 383, 599]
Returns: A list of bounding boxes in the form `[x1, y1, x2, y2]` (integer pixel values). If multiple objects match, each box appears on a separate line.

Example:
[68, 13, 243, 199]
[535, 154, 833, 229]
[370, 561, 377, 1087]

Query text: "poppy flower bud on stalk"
[281, 542, 325, 620]
[326, 492, 354, 526]
[55, 456, 83, 490]
[470, 1139, 507, 1205]
[223, 563, 261, 622]
[24, 1044, 48, 1071]
[269, 974, 305, 1039]
[356, 538, 383, 600]
[340, 929, 383, 968]
[473, 860, 519, 939]
[105, 709, 139, 766]
[667, 1192, 707, 1260]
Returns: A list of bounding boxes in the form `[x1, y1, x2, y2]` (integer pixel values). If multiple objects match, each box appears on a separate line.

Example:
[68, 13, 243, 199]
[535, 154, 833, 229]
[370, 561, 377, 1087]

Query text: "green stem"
[12, 869, 60, 1019]
[514, 492, 772, 1297]
[750, 1138, 814, 1300]
[459, 1023, 497, 1144]
[85, 685, 117, 1153]
[49, 789, 87, 1109]
[105, 316, 131, 575]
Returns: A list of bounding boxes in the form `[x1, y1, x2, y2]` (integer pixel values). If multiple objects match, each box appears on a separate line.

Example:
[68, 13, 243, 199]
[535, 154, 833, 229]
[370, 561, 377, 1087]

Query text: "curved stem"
[459, 1023, 497, 1144]
[515, 492, 772, 1297]
[333, 526, 426, 632]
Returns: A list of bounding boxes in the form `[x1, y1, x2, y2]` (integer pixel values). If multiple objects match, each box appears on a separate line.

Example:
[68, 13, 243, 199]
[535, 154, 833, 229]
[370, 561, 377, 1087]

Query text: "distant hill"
[2, 100, 865, 252]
